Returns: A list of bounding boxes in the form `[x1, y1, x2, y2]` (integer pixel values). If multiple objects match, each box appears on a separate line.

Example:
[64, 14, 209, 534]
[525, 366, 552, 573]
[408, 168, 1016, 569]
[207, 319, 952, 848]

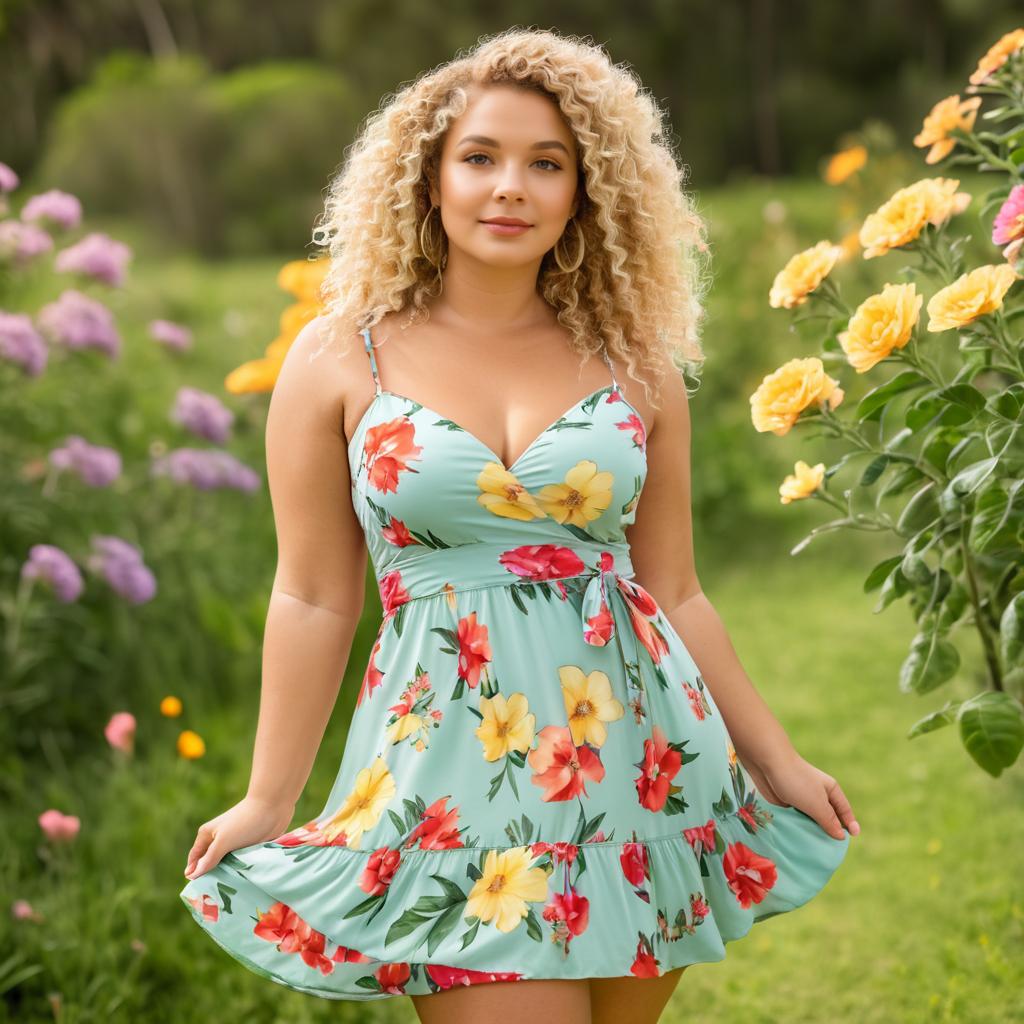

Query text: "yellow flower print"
[320, 756, 396, 849]
[476, 463, 548, 521]
[464, 846, 549, 932]
[534, 460, 613, 527]
[387, 713, 425, 744]
[559, 665, 625, 747]
[475, 692, 536, 762]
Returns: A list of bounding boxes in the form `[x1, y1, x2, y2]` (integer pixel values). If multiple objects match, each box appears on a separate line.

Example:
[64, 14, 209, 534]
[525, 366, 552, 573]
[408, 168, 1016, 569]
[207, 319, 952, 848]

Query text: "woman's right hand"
[184, 795, 296, 880]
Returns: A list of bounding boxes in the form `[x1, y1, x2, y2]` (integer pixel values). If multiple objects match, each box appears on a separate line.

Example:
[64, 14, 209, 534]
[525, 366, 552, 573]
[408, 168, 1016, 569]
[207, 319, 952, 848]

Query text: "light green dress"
[180, 326, 850, 1000]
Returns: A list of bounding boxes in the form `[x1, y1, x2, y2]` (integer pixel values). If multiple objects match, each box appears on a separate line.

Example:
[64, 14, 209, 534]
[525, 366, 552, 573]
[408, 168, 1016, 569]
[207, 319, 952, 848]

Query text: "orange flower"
[823, 145, 867, 186]
[277, 257, 328, 303]
[913, 95, 982, 164]
[860, 178, 971, 259]
[177, 730, 205, 759]
[969, 28, 1024, 86]
[779, 460, 826, 504]
[768, 241, 844, 309]
[160, 695, 182, 717]
[361, 416, 424, 494]
[926, 264, 1020, 332]
[749, 357, 844, 436]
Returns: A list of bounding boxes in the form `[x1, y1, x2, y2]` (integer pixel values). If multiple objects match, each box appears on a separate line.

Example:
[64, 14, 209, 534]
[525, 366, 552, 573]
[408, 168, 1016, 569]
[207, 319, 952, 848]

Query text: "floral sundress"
[180, 325, 850, 1000]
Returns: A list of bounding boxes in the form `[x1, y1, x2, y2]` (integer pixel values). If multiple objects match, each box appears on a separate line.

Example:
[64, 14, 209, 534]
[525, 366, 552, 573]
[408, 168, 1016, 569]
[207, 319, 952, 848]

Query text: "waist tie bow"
[580, 551, 661, 647]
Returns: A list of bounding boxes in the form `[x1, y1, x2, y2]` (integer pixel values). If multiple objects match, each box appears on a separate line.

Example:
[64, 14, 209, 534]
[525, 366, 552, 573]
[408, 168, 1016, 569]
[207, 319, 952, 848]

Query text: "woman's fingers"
[826, 778, 861, 836]
[184, 823, 215, 877]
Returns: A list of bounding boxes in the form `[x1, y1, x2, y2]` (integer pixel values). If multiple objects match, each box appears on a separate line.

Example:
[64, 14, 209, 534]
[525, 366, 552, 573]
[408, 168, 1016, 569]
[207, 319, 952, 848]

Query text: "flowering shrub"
[751, 30, 1024, 777]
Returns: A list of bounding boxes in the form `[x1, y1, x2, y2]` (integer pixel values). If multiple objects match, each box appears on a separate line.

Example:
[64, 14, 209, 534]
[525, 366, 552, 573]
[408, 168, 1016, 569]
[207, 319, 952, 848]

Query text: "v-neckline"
[349, 384, 641, 476]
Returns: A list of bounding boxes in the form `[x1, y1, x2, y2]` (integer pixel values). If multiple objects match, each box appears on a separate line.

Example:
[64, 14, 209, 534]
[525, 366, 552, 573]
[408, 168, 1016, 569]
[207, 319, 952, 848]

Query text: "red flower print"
[404, 796, 464, 850]
[253, 902, 335, 974]
[274, 818, 349, 848]
[630, 936, 661, 978]
[722, 842, 778, 908]
[498, 544, 586, 585]
[635, 725, 682, 812]
[682, 818, 717, 856]
[583, 602, 615, 646]
[625, 597, 670, 665]
[359, 846, 402, 895]
[187, 893, 219, 923]
[425, 964, 525, 989]
[530, 840, 579, 865]
[457, 611, 492, 688]
[528, 725, 605, 802]
[356, 636, 385, 708]
[585, 830, 608, 843]
[542, 887, 590, 951]
[363, 417, 423, 494]
[690, 893, 711, 920]
[737, 800, 759, 831]
[378, 570, 410, 619]
[375, 961, 411, 994]
[616, 411, 647, 452]
[331, 945, 373, 964]
[381, 516, 420, 547]
[683, 682, 706, 720]
[619, 841, 649, 887]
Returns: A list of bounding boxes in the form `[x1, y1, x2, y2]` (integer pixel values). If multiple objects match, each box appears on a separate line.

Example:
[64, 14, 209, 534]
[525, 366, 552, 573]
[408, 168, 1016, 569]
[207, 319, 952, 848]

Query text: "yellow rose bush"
[752, 30, 1024, 776]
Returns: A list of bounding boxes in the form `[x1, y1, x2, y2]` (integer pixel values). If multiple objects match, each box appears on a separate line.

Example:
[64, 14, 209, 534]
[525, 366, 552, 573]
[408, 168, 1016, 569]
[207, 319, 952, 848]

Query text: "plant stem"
[958, 517, 1004, 692]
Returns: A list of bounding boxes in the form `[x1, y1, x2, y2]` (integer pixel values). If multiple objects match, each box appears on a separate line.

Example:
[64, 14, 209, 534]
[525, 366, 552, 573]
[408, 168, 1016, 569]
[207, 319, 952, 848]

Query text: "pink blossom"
[38, 809, 80, 842]
[0, 220, 54, 265]
[21, 189, 82, 231]
[37, 289, 121, 359]
[151, 447, 261, 492]
[20, 544, 84, 603]
[48, 435, 122, 487]
[993, 183, 1024, 248]
[149, 319, 193, 352]
[11, 899, 41, 921]
[55, 231, 132, 287]
[0, 162, 19, 193]
[0, 311, 48, 376]
[87, 535, 157, 605]
[171, 386, 234, 443]
[104, 711, 137, 753]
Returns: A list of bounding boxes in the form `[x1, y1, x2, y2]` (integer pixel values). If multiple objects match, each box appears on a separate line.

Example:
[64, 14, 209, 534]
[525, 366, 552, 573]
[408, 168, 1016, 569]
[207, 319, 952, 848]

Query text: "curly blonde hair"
[311, 26, 711, 404]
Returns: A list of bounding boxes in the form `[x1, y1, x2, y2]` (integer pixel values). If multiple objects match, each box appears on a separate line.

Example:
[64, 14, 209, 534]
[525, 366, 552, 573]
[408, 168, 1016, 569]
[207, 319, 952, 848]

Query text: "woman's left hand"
[741, 751, 860, 841]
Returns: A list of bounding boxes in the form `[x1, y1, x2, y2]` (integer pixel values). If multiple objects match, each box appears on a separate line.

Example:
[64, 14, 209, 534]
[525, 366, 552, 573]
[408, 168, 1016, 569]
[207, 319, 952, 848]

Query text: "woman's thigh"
[410, 977, 592, 1024]
[589, 965, 688, 1024]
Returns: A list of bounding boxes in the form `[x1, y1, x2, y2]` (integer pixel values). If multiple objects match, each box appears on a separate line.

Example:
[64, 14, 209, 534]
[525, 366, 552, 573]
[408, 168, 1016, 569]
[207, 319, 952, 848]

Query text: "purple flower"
[0, 220, 54, 265]
[151, 447, 260, 493]
[48, 435, 122, 487]
[87, 535, 157, 605]
[37, 290, 121, 359]
[0, 162, 18, 193]
[149, 318, 193, 352]
[170, 386, 234, 443]
[54, 232, 132, 287]
[21, 544, 84, 603]
[0, 311, 48, 376]
[20, 189, 83, 231]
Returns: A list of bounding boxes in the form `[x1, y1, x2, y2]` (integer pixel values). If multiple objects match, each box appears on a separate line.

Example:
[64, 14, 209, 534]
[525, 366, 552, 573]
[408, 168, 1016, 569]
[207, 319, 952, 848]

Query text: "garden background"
[2, 2, 1023, 1021]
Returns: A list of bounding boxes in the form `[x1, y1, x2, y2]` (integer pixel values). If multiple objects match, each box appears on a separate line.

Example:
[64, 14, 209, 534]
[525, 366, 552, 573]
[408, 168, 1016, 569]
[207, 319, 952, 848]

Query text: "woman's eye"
[464, 154, 560, 170]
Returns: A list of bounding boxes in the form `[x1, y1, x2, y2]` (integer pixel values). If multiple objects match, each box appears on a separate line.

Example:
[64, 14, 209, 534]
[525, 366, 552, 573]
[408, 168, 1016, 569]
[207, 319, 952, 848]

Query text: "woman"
[181, 26, 858, 1022]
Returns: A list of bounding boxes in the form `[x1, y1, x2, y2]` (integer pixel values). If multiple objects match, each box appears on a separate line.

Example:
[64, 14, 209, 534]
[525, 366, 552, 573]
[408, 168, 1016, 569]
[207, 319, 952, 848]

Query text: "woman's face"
[429, 85, 581, 270]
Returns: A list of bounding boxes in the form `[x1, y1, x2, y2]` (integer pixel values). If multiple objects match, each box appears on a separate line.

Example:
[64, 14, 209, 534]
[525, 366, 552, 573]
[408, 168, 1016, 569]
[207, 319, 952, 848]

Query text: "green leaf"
[896, 481, 940, 537]
[855, 370, 929, 422]
[859, 454, 890, 486]
[957, 692, 1024, 777]
[898, 631, 960, 694]
[907, 700, 962, 738]
[948, 457, 999, 496]
[1000, 592, 1024, 669]
[863, 556, 903, 593]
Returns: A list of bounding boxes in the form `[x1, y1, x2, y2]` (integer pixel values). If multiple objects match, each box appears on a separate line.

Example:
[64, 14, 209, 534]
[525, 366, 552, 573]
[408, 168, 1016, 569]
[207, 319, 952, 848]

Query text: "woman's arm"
[185, 316, 368, 878]
[626, 358, 859, 840]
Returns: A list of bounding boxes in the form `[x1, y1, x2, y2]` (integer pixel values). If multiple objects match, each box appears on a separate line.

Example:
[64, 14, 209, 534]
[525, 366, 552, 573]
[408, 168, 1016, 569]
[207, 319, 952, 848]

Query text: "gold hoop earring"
[419, 204, 448, 276]
[553, 217, 585, 274]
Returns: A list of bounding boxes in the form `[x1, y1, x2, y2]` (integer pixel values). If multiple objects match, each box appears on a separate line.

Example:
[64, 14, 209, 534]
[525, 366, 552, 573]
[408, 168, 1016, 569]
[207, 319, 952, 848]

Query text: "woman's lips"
[481, 221, 531, 235]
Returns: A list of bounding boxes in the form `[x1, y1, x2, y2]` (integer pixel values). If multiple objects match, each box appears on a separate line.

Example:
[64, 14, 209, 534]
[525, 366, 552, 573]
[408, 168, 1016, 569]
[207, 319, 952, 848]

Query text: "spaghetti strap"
[360, 326, 382, 396]
[601, 347, 621, 394]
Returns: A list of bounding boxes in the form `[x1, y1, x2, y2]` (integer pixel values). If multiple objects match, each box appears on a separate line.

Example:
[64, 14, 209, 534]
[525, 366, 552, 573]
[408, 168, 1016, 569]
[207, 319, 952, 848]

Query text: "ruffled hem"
[180, 798, 849, 1001]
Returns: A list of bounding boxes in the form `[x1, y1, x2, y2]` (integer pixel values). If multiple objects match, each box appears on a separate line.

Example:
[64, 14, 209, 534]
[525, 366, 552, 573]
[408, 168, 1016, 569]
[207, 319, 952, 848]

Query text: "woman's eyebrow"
[457, 134, 571, 156]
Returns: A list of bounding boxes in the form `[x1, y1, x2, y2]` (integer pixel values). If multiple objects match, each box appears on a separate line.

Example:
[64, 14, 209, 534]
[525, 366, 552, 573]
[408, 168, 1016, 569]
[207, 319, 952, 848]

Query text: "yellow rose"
[750, 357, 844, 436]
[926, 264, 1020, 332]
[838, 282, 923, 373]
[969, 28, 1024, 86]
[276, 257, 329, 303]
[859, 178, 971, 259]
[224, 353, 284, 395]
[913, 95, 982, 165]
[823, 145, 867, 186]
[768, 241, 844, 309]
[780, 461, 826, 504]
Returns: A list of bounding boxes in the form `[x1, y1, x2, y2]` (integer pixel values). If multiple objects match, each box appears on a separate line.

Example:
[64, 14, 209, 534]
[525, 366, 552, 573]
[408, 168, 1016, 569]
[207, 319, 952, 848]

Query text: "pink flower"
[38, 809, 80, 842]
[0, 161, 19, 193]
[20, 189, 82, 231]
[0, 311, 48, 376]
[0, 220, 53, 265]
[37, 289, 121, 359]
[11, 899, 41, 921]
[104, 711, 137, 753]
[55, 232, 132, 287]
[148, 319, 193, 352]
